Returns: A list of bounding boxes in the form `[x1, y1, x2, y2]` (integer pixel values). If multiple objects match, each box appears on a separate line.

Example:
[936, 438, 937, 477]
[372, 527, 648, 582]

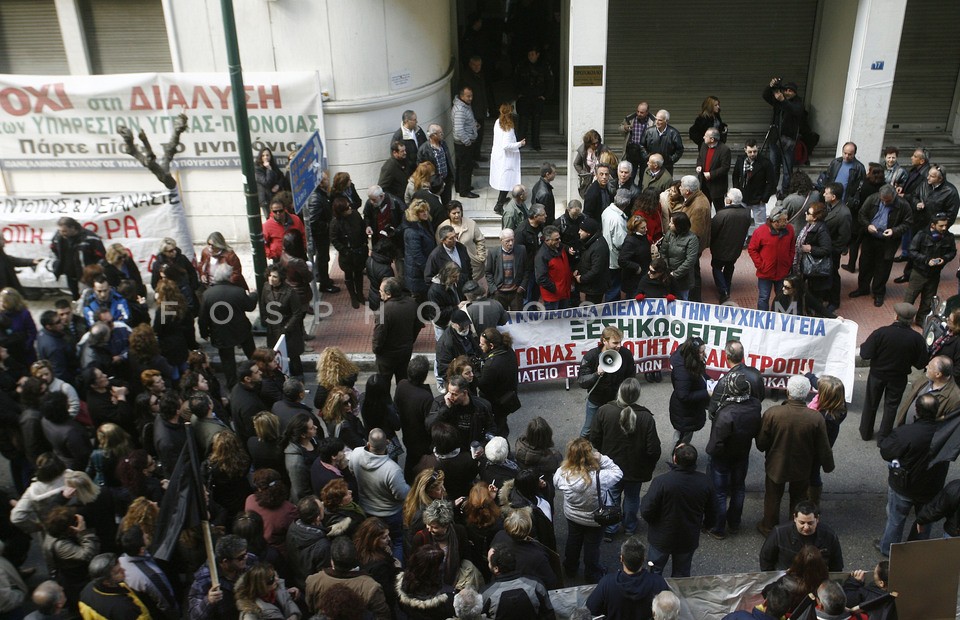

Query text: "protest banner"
[0, 188, 193, 288]
[501, 299, 858, 399]
[0, 71, 323, 169]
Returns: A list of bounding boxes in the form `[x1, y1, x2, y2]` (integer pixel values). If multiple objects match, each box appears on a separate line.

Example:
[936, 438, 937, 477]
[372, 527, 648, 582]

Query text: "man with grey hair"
[611, 160, 640, 206]
[851, 183, 912, 307]
[755, 375, 835, 535]
[651, 590, 681, 620]
[25, 580, 66, 620]
[814, 580, 849, 618]
[678, 175, 711, 302]
[198, 262, 258, 389]
[639, 109, 683, 174]
[452, 86, 480, 199]
[362, 184, 404, 252]
[79, 553, 149, 620]
[502, 184, 530, 231]
[748, 205, 795, 311]
[531, 162, 558, 224]
[642, 153, 673, 193]
[390, 109, 426, 169]
[709, 188, 752, 303]
[516, 203, 548, 304]
[425, 224, 472, 291]
[418, 123, 455, 205]
[485, 227, 528, 311]
[454, 588, 484, 620]
[349, 428, 410, 559]
[696, 127, 732, 211]
[602, 189, 631, 301]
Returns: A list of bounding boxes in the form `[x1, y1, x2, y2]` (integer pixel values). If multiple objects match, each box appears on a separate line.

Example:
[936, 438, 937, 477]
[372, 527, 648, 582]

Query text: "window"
[0, 0, 69, 74]
[78, 0, 173, 74]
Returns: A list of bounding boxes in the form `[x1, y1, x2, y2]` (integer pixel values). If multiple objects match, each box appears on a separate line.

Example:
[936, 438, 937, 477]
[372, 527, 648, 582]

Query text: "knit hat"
[579, 218, 599, 235]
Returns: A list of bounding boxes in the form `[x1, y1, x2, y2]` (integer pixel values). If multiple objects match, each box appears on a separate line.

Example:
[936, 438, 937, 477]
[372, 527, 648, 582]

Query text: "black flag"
[151, 423, 206, 562]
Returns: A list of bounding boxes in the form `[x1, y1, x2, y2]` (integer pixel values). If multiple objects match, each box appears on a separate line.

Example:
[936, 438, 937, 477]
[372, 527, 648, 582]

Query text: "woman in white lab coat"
[488, 102, 525, 214]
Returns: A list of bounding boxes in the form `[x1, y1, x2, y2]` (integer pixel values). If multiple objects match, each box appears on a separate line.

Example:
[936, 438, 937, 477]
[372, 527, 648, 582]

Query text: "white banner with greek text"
[0, 188, 193, 288]
[501, 300, 858, 399]
[0, 71, 323, 169]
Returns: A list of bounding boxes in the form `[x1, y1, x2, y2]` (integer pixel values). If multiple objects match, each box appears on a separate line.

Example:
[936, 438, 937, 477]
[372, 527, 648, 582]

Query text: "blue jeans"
[757, 278, 782, 311]
[524, 271, 540, 306]
[621, 480, 643, 535]
[581, 400, 600, 437]
[709, 456, 748, 534]
[879, 486, 931, 555]
[675, 289, 690, 301]
[604, 269, 622, 302]
[544, 298, 569, 311]
[647, 543, 694, 578]
[769, 138, 794, 192]
[563, 518, 605, 582]
[381, 510, 405, 563]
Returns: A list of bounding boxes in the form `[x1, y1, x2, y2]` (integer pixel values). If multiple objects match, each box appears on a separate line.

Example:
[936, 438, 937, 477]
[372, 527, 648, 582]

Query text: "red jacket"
[748, 222, 795, 281]
[536, 246, 573, 302]
[263, 213, 306, 260]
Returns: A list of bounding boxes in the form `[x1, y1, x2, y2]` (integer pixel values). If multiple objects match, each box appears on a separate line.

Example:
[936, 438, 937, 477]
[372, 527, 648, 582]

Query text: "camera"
[771, 79, 784, 91]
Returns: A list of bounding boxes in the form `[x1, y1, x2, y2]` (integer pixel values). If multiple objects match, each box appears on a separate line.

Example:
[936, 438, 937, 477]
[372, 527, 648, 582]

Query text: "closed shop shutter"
[887, 0, 960, 131]
[0, 0, 69, 74]
[78, 0, 173, 74]
[604, 0, 818, 146]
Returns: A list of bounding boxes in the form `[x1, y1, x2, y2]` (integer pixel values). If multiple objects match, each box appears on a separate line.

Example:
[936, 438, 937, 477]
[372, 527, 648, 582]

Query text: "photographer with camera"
[363, 184, 405, 260]
[577, 326, 637, 437]
[762, 78, 804, 195]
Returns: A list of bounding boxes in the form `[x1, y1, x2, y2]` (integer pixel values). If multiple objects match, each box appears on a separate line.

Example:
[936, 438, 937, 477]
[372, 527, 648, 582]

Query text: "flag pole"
[184, 422, 219, 589]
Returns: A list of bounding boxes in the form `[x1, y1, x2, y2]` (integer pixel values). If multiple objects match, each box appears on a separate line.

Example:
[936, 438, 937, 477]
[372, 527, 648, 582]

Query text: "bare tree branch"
[118, 113, 188, 189]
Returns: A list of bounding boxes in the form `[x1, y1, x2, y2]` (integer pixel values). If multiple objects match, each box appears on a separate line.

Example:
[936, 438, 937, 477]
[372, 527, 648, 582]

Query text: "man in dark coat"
[638, 110, 684, 174]
[36, 310, 78, 384]
[849, 184, 912, 307]
[859, 303, 928, 441]
[285, 496, 331, 590]
[531, 163, 558, 224]
[708, 340, 765, 416]
[0, 238, 40, 293]
[817, 142, 866, 204]
[424, 225, 472, 292]
[390, 110, 426, 170]
[427, 375, 495, 449]
[229, 361, 265, 444]
[50, 217, 105, 299]
[575, 218, 610, 304]
[578, 325, 637, 437]
[362, 186, 406, 264]
[903, 212, 957, 321]
[395, 356, 434, 483]
[514, 46, 553, 151]
[732, 140, 777, 235]
[418, 124, 455, 206]
[876, 393, 949, 556]
[153, 393, 186, 477]
[639, 444, 714, 577]
[514, 204, 547, 305]
[755, 375, 835, 535]
[435, 310, 481, 383]
[704, 373, 761, 539]
[377, 142, 411, 199]
[260, 264, 305, 379]
[486, 228, 528, 311]
[821, 182, 853, 312]
[199, 264, 258, 389]
[709, 190, 752, 304]
[372, 278, 422, 385]
[305, 170, 339, 293]
[586, 536, 669, 620]
[696, 128, 732, 211]
[583, 163, 614, 223]
[762, 79, 804, 193]
[759, 501, 844, 571]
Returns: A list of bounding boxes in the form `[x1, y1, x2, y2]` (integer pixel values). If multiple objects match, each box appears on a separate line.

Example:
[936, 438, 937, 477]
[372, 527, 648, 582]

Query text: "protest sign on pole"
[0, 188, 193, 288]
[501, 300, 858, 400]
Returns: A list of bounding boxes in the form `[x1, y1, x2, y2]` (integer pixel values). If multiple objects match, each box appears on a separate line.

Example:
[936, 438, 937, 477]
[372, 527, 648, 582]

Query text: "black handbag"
[592, 470, 622, 527]
[801, 252, 831, 278]
[495, 389, 522, 415]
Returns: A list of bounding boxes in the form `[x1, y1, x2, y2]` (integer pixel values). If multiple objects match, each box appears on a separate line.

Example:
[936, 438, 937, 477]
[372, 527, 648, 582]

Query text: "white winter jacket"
[553, 454, 623, 527]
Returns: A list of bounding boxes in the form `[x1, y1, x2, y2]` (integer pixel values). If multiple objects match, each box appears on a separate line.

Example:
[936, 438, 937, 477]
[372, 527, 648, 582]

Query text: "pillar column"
[565, 0, 609, 202]
[836, 0, 907, 160]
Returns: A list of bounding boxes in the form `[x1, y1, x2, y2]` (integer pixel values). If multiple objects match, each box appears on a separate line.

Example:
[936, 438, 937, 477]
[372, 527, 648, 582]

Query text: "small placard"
[573, 65, 603, 87]
[389, 69, 412, 91]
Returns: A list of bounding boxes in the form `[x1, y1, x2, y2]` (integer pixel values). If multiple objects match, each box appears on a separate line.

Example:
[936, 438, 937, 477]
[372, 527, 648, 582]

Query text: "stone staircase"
[460, 118, 960, 243]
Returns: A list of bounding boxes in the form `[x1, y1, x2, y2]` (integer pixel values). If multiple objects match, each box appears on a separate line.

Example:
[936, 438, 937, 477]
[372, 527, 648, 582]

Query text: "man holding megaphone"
[578, 326, 637, 437]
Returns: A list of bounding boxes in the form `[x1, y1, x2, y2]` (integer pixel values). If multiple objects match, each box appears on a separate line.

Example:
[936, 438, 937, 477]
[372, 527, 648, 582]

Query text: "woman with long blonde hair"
[235, 562, 299, 620]
[553, 437, 622, 583]
[86, 423, 133, 487]
[807, 375, 847, 506]
[320, 386, 365, 449]
[489, 102, 525, 213]
[314, 346, 359, 410]
[402, 199, 437, 301]
[405, 161, 437, 204]
[207, 430, 252, 525]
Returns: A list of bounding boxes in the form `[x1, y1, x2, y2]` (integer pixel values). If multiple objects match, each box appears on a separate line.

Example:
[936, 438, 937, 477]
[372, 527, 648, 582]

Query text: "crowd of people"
[0, 66, 955, 620]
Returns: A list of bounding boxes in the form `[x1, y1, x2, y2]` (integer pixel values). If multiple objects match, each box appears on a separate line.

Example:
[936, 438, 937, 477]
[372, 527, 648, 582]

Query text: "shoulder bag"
[592, 469, 622, 527]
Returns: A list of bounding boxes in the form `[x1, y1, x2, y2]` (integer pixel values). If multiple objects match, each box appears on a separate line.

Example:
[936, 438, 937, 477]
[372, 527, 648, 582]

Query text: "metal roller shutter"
[78, 0, 173, 74]
[887, 0, 960, 131]
[0, 0, 69, 74]
[604, 0, 818, 144]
